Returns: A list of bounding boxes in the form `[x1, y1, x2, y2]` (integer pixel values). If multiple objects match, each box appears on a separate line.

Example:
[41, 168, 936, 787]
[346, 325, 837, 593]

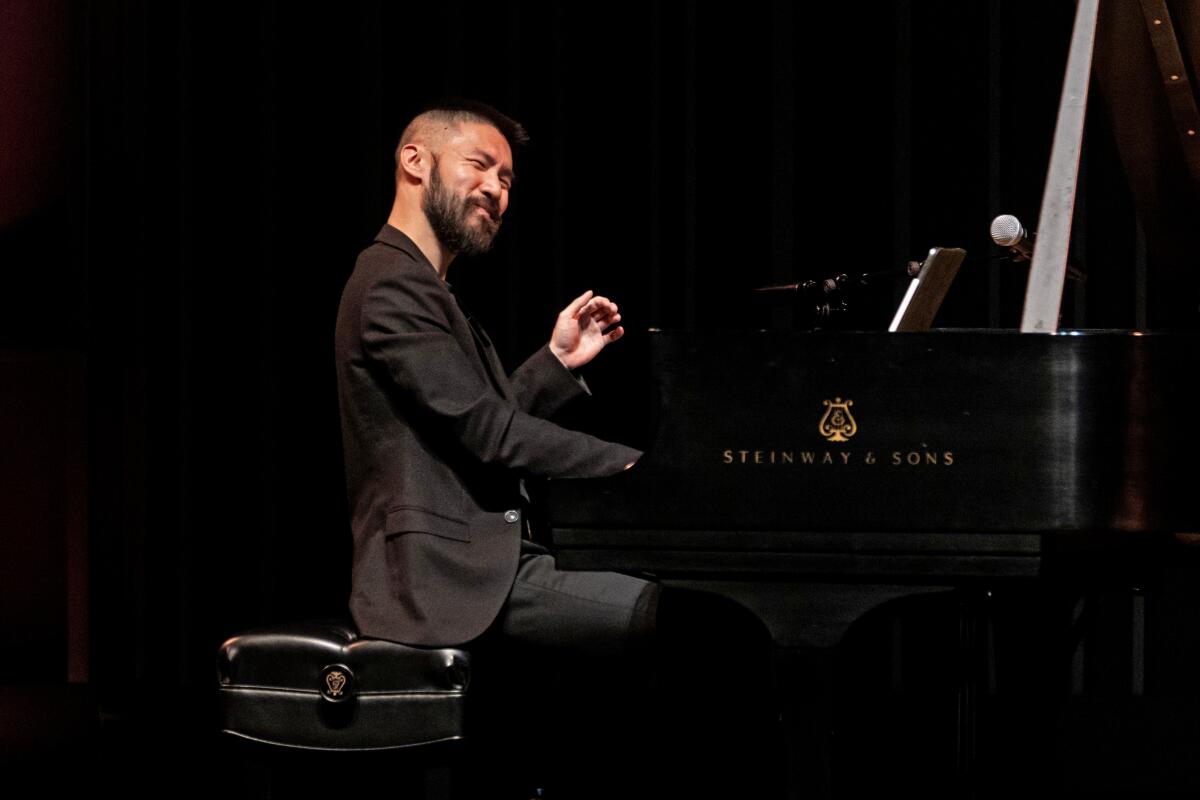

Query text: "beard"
[423, 156, 502, 256]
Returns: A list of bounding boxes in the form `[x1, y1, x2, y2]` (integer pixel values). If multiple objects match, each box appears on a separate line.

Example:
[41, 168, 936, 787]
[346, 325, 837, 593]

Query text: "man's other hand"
[549, 290, 624, 370]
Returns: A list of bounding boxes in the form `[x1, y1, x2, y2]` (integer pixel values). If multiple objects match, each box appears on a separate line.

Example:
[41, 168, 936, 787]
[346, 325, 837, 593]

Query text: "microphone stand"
[754, 264, 920, 328]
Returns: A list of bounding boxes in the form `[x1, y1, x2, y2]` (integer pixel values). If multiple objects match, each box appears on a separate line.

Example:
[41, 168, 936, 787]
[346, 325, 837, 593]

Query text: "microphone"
[990, 214, 1035, 260]
[989, 214, 1086, 281]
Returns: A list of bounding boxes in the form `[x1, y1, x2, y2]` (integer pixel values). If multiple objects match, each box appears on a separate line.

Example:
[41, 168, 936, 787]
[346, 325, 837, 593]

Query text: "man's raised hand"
[549, 290, 625, 370]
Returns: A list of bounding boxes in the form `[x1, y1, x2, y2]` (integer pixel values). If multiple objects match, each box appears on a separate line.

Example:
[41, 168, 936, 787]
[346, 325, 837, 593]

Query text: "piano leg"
[659, 580, 959, 799]
[657, 582, 1095, 799]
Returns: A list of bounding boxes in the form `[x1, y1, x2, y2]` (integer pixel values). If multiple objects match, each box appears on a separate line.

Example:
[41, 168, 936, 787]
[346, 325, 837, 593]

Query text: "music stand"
[888, 246, 967, 332]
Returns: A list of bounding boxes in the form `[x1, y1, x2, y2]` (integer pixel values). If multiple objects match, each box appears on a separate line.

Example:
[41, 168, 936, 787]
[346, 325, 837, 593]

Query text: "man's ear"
[397, 143, 428, 184]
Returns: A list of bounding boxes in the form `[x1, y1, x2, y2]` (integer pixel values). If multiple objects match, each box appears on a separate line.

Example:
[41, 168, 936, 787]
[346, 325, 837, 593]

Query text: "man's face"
[422, 122, 514, 257]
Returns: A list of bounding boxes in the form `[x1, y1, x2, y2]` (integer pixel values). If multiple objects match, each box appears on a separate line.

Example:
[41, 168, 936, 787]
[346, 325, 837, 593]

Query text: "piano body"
[546, 329, 1200, 646]
[544, 329, 1200, 795]
[542, 2, 1200, 796]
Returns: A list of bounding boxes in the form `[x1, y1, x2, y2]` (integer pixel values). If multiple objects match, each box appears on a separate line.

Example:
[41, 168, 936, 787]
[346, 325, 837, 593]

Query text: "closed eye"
[466, 152, 513, 190]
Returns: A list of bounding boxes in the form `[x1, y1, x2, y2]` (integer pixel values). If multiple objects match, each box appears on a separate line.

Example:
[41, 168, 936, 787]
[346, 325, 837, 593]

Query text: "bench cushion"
[217, 620, 469, 751]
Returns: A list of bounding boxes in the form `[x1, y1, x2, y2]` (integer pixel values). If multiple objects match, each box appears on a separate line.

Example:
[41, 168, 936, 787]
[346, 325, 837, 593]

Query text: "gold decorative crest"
[819, 398, 857, 442]
[325, 670, 347, 697]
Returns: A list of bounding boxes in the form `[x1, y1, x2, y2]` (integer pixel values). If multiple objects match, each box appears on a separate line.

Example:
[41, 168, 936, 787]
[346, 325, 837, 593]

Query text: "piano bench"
[216, 619, 470, 752]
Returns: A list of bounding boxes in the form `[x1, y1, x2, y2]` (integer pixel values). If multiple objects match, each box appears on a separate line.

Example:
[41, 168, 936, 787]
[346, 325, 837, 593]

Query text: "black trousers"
[492, 540, 659, 657]
[466, 547, 783, 799]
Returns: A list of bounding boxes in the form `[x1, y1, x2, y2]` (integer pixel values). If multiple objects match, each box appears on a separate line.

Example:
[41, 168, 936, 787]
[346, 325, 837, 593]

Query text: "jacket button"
[503, 510, 520, 523]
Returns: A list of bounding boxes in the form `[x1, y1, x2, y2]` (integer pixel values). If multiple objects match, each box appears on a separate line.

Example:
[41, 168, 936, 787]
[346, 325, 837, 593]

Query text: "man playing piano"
[336, 98, 778, 798]
[334, 98, 666, 792]
[336, 97, 657, 664]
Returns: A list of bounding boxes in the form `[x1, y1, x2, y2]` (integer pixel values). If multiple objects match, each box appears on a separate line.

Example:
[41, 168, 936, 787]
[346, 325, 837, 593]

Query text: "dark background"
[3, 0, 1200, 795]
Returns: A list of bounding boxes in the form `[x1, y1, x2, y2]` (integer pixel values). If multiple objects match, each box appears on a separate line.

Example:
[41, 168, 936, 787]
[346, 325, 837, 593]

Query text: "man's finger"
[581, 297, 616, 319]
[565, 290, 594, 319]
[584, 302, 617, 320]
[606, 326, 625, 343]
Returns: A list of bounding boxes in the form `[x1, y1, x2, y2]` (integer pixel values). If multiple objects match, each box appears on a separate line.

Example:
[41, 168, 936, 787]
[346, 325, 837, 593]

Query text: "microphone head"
[990, 214, 1026, 247]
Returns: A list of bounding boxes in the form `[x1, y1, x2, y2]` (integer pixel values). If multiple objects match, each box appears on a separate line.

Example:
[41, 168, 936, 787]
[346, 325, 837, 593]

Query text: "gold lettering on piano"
[722, 449, 805, 464]
[891, 450, 955, 466]
[819, 397, 858, 442]
[722, 448, 955, 467]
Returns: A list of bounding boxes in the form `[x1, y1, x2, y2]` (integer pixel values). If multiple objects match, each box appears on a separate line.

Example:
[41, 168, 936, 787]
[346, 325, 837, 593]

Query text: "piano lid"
[1094, 0, 1200, 315]
[1020, 0, 1200, 331]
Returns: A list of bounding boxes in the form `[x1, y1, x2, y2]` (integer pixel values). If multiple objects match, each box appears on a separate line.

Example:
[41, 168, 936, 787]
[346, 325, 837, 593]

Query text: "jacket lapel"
[454, 293, 517, 404]
[373, 224, 517, 403]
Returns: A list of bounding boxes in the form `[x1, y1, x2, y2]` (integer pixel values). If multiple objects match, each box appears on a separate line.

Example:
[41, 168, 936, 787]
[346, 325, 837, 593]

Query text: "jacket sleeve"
[360, 270, 640, 478]
[508, 344, 591, 419]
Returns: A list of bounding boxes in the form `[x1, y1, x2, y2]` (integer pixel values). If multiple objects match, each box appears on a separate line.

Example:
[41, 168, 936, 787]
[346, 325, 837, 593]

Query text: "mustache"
[466, 196, 501, 222]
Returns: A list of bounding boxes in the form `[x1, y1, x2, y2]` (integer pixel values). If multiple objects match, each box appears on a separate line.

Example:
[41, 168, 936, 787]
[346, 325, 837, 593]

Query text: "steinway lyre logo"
[819, 397, 857, 443]
[325, 670, 347, 697]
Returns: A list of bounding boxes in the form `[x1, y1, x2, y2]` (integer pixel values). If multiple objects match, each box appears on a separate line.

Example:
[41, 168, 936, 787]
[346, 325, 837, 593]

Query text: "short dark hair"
[401, 98, 530, 151]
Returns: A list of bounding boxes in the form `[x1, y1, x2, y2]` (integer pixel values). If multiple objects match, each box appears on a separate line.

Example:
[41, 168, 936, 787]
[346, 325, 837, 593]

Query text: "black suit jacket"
[335, 225, 639, 646]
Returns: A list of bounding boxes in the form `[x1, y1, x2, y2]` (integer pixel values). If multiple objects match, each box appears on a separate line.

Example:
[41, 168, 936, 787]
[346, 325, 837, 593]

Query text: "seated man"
[335, 98, 653, 660]
[335, 98, 777, 799]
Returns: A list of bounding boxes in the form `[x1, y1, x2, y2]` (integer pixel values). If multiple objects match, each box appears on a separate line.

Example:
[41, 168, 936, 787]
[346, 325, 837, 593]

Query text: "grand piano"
[544, 329, 1200, 796]
[541, 2, 1200, 796]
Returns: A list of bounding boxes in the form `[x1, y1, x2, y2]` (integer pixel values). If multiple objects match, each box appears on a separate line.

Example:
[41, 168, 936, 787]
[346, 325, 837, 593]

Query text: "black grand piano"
[545, 329, 1200, 795]
[542, 2, 1200, 797]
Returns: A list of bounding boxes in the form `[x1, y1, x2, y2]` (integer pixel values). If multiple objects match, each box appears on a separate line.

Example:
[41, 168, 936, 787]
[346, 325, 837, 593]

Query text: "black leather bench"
[217, 620, 472, 799]
[217, 619, 470, 751]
